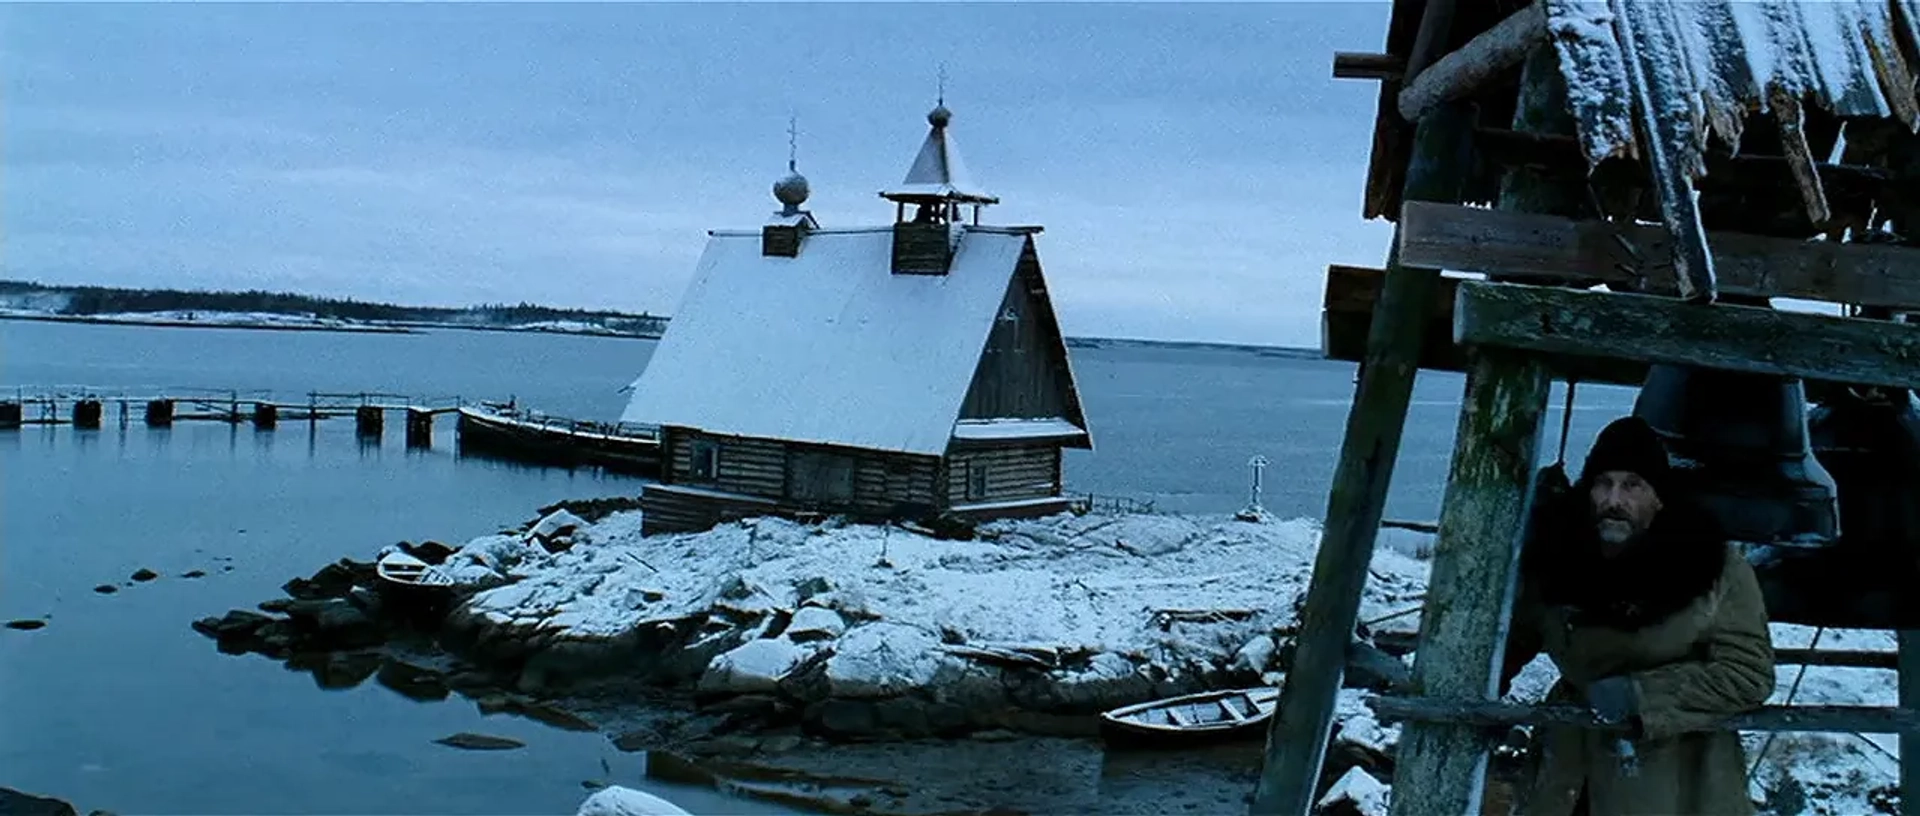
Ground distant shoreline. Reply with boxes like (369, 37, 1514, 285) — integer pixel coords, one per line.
(0, 312, 667, 340)
(1, 311, 1323, 356)
(0, 312, 417, 334)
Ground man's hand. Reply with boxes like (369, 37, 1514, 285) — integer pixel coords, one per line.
(1586, 675, 1640, 727)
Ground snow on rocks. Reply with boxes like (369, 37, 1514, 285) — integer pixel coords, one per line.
(528, 508, 590, 552)
(575, 786, 692, 816)
(700, 638, 819, 695)
(1316, 766, 1390, 816)
(437, 509, 1430, 738)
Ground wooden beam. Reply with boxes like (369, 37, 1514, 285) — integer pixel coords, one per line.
(1370, 629, 1899, 669)
(1252, 0, 1471, 806)
(1321, 264, 1648, 386)
(1453, 281, 1920, 391)
(1323, 264, 1457, 317)
(1369, 696, 1920, 734)
(1390, 349, 1550, 816)
(1398, 201, 1920, 311)
(1396, 2, 1547, 123)
(1334, 52, 1404, 80)
(1472, 127, 1896, 196)
(1609, 0, 1717, 302)
(1768, 87, 1834, 227)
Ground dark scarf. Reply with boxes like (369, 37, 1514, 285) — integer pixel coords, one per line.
(1522, 486, 1730, 632)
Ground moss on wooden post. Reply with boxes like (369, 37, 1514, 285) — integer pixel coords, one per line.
(1253, 98, 1478, 816)
(1389, 348, 1551, 816)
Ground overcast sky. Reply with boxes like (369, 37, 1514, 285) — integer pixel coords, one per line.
(3, 3, 1395, 348)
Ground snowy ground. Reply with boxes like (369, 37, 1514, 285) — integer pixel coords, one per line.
(430, 509, 1899, 814)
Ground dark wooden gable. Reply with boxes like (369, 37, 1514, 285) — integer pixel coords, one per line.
(957, 238, 1088, 431)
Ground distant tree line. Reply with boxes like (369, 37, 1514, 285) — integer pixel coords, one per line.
(0, 280, 669, 334)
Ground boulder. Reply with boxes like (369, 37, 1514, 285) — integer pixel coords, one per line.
(576, 785, 693, 816)
(192, 609, 274, 642)
(0, 787, 77, 816)
(376, 659, 450, 702)
(433, 732, 525, 751)
(784, 607, 846, 643)
(1231, 634, 1277, 674)
(281, 598, 385, 650)
(1315, 767, 1389, 816)
(823, 623, 948, 699)
(700, 638, 815, 695)
(283, 563, 358, 600)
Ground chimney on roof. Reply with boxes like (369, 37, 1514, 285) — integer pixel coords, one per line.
(763, 117, 818, 258)
(879, 96, 998, 275)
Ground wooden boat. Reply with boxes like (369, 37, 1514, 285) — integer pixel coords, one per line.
(1098, 687, 1280, 747)
(375, 550, 456, 591)
(454, 402, 662, 476)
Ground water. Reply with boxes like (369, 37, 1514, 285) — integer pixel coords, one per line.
(0, 319, 1641, 813)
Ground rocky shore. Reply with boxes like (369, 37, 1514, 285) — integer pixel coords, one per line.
(0, 787, 110, 816)
(185, 502, 1905, 816)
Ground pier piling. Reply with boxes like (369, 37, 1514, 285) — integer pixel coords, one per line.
(253, 402, 278, 430)
(145, 399, 175, 427)
(405, 409, 432, 448)
(73, 399, 104, 429)
(355, 405, 383, 438)
(0, 402, 20, 429)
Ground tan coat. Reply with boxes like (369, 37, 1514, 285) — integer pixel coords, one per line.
(1503, 543, 1776, 816)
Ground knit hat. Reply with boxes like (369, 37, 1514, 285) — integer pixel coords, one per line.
(1580, 416, 1674, 499)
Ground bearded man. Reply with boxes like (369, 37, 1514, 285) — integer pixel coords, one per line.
(1499, 416, 1777, 815)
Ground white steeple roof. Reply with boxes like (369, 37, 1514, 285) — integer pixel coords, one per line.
(880, 103, 999, 206)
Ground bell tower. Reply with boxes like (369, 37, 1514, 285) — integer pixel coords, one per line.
(879, 86, 999, 275)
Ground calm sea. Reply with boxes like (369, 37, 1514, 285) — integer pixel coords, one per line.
(0, 319, 1638, 814)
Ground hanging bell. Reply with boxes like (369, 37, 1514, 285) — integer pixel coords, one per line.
(1771, 383, 1920, 628)
(1630, 364, 1840, 546)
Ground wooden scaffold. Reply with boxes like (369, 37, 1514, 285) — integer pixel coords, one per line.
(1253, 0, 1920, 814)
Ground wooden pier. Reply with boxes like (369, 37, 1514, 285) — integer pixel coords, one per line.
(0, 388, 462, 442)
(0, 388, 662, 474)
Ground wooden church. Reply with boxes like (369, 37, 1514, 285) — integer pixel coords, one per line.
(621, 102, 1093, 536)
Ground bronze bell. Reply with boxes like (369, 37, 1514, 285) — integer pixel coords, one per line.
(1809, 385, 1920, 558)
(1630, 364, 1840, 546)
(1769, 383, 1920, 628)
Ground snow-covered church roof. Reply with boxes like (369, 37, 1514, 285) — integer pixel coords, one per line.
(621, 226, 1058, 456)
(1545, 0, 1920, 171)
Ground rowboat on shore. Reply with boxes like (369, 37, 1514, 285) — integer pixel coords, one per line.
(1098, 687, 1280, 747)
(374, 550, 456, 592)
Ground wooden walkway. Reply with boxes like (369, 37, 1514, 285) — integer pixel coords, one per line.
(4, 387, 470, 445)
(1, 386, 666, 473)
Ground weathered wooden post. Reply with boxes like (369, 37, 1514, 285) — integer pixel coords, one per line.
(356, 405, 383, 438)
(145, 399, 174, 427)
(72, 399, 103, 430)
(1903, 631, 1920, 816)
(1389, 349, 1550, 816)
(1253, 0, 1474, 809)
(405, 409, 432, 448)
(253, 402, 278, 430)
(1386, 34, 1586, 814)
